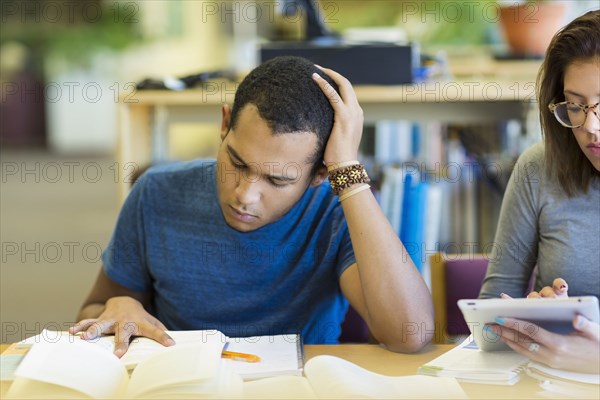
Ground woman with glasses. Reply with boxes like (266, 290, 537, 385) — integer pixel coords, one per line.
(479, 10, 599, 373)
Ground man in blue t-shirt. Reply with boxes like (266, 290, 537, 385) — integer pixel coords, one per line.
(71, 57, 434, 356)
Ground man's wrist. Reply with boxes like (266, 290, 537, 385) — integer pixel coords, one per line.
(328, 163, 370, 196)
(327, 160, 359, 172)
(338, 183, 371, 202)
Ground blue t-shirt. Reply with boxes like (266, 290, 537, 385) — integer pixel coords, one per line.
(102, 160, 356, 343)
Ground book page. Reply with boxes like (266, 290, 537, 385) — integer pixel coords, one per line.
(527, 362, 600, 385)
(138, 362, 243, 399)
(19, 329, 228, 371)
(7, 377, 91, 399)
(243, 375, 317, 399)
(126, 336, 226, 398)
(305, 355, 467, 399)
(7, 340, 128, 399)
(225, 334, 302, 380)
(117, 330, 227, 369)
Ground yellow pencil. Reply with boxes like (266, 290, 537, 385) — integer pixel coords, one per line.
(221, 350, 261, 363)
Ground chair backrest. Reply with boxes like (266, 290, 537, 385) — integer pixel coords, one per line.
(339, 305, 370, 343)
(431, 252, 537, 343)
(444, 256, 489, 336)
(431, 253, 489, 343)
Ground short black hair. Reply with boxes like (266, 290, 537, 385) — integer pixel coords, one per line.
(230, 56, 339, 175)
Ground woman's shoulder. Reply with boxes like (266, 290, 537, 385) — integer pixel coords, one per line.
(510, 142, 548, 188)
(516, 141, 545, 167)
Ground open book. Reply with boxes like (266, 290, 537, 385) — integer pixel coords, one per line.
(527, 362, 600, 399)
(244, 355, 468, 399)
(14, 329, 302, 381)
(6, 333, 241, 399)
(417, 337, 528, 385)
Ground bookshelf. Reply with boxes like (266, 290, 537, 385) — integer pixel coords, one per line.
(116, 57, 540, 203)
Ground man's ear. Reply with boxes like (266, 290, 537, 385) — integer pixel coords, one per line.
(220, 104, 232, 141)
(309, 163, 328, 187)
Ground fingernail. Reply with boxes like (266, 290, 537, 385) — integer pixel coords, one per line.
(495, 317, 506, 325)
(165, 338, 175, 346)
(483, 326, 499, 338)
(575, 315, 587, 329)
(312, 73, 320, 79)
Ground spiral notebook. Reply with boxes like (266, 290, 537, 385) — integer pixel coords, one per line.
(417, 337, 528, 385)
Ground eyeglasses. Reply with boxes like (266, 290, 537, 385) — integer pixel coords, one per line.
(548, 101, 600, 128)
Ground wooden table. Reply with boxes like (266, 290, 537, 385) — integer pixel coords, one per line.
(1, 343, 544, 399)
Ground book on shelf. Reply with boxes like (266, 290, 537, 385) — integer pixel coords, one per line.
(399, 172, 428, 272)
(244, 354, 467, 399)
(5, 329, 303, 399)
(417, 337, 528, 385)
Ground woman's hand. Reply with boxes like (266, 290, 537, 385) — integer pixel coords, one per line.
(489, 315, 600, 374)
(527, 278, 569, 298)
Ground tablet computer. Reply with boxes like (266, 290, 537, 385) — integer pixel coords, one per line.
(457, 296, 600, 351)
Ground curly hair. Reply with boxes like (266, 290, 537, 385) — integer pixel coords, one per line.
(537, 10, 600, 196)
(230, 56, 339, 176)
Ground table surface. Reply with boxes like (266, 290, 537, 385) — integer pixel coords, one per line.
(1, 342, 547, 399)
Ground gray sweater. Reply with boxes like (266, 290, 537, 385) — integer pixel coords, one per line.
(479, 142, 600, 299)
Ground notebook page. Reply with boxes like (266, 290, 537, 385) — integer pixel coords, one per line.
(225, 334, 302, 380)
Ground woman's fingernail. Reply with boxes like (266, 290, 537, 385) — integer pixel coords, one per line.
(483, 325, 499, 338)
(495, 317, 506, 325)
(312, 73, 320, 79)
(575, 315, 587, 329)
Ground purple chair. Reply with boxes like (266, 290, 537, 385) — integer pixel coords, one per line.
(339, 305, 370, 343)
(444, 256, 489, 336)
(431, 253, 536, 342)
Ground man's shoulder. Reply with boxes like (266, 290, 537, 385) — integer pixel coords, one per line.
(142, 159, 215, 186)
(299, 180, 345, 223)
(145, 159, 215, 176)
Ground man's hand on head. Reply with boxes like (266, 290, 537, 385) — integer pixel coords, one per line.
(312, 66, 363, 166)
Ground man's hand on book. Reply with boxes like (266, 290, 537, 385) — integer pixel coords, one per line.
(68, 296, 175, 357)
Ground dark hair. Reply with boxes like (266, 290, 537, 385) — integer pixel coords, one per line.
(537, 10, 600, 196)
(230, 56, 339, 176)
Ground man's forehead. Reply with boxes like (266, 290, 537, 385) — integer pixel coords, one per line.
(229, 109, 317, 168)
(226, 136, 314, 170)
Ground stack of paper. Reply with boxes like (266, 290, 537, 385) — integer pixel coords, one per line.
(417, 337, 528, 385)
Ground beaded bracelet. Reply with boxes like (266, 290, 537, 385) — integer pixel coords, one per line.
(328, 163, 370, 196)
(339, 184, 371, 202)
